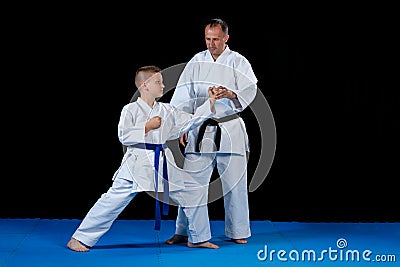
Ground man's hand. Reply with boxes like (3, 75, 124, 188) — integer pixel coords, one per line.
(145, 116, 162, 133)
(213, 86, 237, 99)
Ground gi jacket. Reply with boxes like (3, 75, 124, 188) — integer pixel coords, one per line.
(113, 97, 214, 192)
(170, 45, 258, 155)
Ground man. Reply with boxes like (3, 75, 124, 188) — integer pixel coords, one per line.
(166, 18, 258, 244)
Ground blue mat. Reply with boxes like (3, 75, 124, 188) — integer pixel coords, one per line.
(0, 219, 398, 267)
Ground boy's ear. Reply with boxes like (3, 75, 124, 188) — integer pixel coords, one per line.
(138, 82, 147, 91)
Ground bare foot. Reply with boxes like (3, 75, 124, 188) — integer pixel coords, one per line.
(165, 234, 188, 245)
(187, 241, 219, 249)
(232, 238, 247, 244)
(67, 237, 90, 252)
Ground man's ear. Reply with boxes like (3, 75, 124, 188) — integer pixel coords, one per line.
(224, 34, 230, 43)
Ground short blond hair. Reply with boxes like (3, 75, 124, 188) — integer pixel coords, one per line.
(134, 65, 161, 89)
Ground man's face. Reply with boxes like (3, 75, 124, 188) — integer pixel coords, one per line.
(205, 24, 229, 60)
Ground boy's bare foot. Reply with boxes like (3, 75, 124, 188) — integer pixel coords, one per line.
(165, 234, 188, 245)
(67, 237, 90, 252)
(187, 241, 219, 249)
(232, 238, 247, 244)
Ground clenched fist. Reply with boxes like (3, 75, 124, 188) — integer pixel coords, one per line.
(145, 116, 162, 133)
(208, 86, 217, 103)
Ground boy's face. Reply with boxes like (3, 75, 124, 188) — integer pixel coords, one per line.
(144, 72, 164, 98)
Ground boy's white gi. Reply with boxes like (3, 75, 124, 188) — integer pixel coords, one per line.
(71, 97, 215, 246)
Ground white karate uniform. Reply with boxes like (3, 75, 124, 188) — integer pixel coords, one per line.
(71, 97, 215, 246)
(170, 45, 258, 240)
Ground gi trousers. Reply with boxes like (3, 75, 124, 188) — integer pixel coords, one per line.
(174, 153, 251, 240)
(71, 177, 212, 246)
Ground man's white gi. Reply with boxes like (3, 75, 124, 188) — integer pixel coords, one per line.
(170, 45, 258, 240)
(71, 97, 215, 246)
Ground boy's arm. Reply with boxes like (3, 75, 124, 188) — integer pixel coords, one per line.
(208, 86, 216, 113)
(118, 106, 145, 146)
(118, 105, 161, 146)
(145, 116, 162, 133)
(168, 89, 216, 140)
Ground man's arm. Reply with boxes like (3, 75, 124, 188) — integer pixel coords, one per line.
(170, 63, 197, 113)
(229, 57, 258, 111)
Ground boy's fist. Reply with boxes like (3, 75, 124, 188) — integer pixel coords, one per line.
(145, 116, 162, 133)
(208, 86, 217, 102)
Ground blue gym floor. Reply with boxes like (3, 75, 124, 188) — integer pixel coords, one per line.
(1, 219, 398, 267)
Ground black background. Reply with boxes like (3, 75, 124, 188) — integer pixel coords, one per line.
(2, 5, 398, 222)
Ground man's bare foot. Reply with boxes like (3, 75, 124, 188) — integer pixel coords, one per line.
(67, 237, 90, 252)
(165, 234, 188, 245)
(187, 241, 219, 249)
(232, 238, 247, 244)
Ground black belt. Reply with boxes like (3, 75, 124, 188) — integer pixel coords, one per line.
(195, 113, 240, 152)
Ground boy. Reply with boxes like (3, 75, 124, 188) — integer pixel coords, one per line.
(67, 65, 219, 251)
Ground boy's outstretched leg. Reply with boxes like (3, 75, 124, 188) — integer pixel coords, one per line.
(67, 237, 90, 252)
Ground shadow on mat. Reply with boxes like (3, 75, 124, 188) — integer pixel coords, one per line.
(91, 243, 163, 249)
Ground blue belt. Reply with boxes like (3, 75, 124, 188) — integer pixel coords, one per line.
(132, 143, 169, 230)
